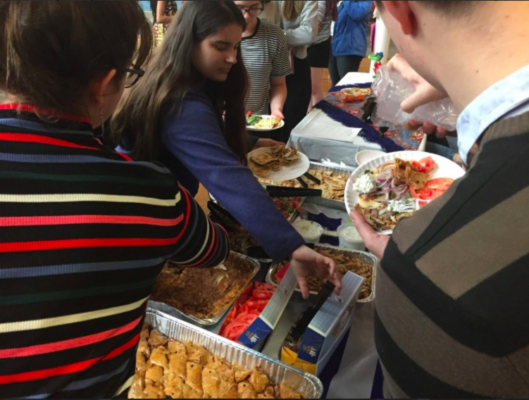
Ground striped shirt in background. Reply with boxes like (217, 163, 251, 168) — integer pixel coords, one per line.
(241, 18, 292, 115)
(0, 105, 229, 398)
(377, 112, 529, 397)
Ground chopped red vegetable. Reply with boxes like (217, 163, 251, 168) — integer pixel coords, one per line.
(219, 282, 277, 343)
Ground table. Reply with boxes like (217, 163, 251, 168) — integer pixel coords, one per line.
(289, 72, 425, 166)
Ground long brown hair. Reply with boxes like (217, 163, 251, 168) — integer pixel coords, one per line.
(112, 1, 249, 162)
(281, 1, 304, 21)
(0, 1, 151, 117)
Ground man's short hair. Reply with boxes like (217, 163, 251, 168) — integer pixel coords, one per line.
(375, 1, 477, 16)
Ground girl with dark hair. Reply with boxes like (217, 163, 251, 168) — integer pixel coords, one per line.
(113, 1, 341, 298)
(0, 1, 229, 398)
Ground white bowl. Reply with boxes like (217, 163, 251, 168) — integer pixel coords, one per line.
(292, 220, 323, 244)
(337, 223, 364, 251)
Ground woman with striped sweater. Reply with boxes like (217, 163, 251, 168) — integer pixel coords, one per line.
(0, 2, 228, 398)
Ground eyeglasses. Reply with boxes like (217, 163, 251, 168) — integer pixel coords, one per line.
(123, 67, 145, 88)
(237, 6, 263, 17)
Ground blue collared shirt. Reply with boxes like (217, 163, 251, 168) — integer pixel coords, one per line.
(457, 64, 529, 164)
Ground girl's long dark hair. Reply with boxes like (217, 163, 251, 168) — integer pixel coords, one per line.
(112, 1, 249, 161)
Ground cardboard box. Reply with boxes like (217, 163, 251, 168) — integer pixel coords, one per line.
(280, 271, 364, 376)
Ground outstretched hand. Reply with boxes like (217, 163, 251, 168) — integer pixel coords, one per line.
(290, 245, 342, 300)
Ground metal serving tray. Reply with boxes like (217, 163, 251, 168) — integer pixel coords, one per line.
(144, 308, 324, 398)
(148, 252, 261, 327)
(303, 162, 354, 212)
(265, 245, 378, 303)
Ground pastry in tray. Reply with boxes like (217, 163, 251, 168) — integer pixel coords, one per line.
(273, 247, 373, 300)
(130, 325, 305, 399)
(150, 253, 255, 319)
(259, 169, 349, 202)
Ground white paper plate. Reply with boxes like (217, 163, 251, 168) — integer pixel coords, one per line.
(355, 150, 385, 166)
(247, 115, 285, 132)
(248, 148, 310, 182)
(345, 151, 466, 233)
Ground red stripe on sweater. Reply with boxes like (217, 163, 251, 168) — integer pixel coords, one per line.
(0, 214, 183, 227)
(0, 104, 91, 124)
(0, 317, 142, 359)
(0, 334, 139, 385)
(0, 133, 98, 151)
(0, 237, 178, 253)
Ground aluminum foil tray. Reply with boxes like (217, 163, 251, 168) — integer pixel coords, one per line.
(303, 162, 354, 212)
(266, 245, 378, 303)
(149, 252, 260, 327)
(144, 308, 324, 398)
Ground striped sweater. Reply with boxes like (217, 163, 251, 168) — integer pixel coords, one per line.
(376, 112, 529, 398)
(0, 105, 229, 398)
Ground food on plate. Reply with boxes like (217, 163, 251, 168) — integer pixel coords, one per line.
(131, 325, 305, 399)
(248, 145, 300, 178)
(260, 169, 349, 202)
(273, 246, 373, 299)
(150, 253, 255, 319)
(219, 282, 276, 342)
(246, 112, 282, 130)
(246, 112, 262, 126)
(353, 157, 454, 231)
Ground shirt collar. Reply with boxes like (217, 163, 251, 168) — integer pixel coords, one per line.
(456, 64, 529, 164)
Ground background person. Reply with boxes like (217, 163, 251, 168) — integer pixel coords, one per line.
(277, 0, 319, 142)
(329, 0, 372, 86)
(150, 0, 178, 47)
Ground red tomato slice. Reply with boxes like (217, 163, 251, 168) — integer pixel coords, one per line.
(275, 264, 289, 282)
(425, 178, 454, 191)
(254, 282, 276, 292)
(412, 157, 437, 174)
(252, 289, 274, 300)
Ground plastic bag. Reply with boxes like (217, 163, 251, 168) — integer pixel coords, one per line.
(371, 66, 459, 131)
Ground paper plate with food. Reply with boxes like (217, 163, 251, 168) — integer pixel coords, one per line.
(247, 144, 310, 181)
(345, 151, 465, 234)
(246, 112, 285, 131)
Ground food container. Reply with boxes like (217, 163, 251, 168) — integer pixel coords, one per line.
(148, 252, 261, 327)
(298, 162, 353, 212)
(266, 245, 378, 303)
(144, 307, 324, 398)
(337, 223, 364, 251)
(292, 220, 323, 244)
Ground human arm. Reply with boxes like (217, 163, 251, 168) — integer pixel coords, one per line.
(341, 0, 373, 21)
(162, 93, 341, 295)
(284, 1, 319, 47)
(270, 77, 287, 119)
(156, 1, 173, 25)
(167, 182, 230, 268)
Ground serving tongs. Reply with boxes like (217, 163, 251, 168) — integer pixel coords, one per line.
(285, 281, 336, 351)
(266, 186, 322, 198)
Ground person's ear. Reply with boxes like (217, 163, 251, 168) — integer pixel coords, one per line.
(90, 69, 118, 107)
(380, 1, 416, 36)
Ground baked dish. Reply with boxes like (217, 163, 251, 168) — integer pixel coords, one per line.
(260, 169, 349, 202)
(273, 246, 373, 300)
(150, 253, 256, 319)
(130, 325, 305, 399)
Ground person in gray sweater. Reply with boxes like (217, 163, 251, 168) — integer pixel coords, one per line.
(276, 1, 318, 142)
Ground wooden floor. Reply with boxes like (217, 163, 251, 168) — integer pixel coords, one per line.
(195, 58, 372, 212)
